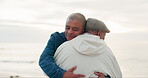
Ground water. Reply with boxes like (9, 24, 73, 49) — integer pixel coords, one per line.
(106, 33, 148, 78)
(0, 43, 48, 78)
(0, 34, 148, 78)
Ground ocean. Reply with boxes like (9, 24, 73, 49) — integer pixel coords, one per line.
(0, 40, 148, 78)
(0, 43, 48, 78)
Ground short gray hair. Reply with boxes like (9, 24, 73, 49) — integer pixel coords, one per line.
(66, 13, 86, 27)
(85, 18, 110, 33)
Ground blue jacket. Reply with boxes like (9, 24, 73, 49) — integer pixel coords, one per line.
(39, 32, 67, 78)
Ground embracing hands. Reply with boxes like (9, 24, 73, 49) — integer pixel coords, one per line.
(62, 66, 85, 78)
(94, 72, 106, 78)
(63, 66, 107, 78)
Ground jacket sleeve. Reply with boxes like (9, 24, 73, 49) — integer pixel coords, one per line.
(39, 32, 66, 78)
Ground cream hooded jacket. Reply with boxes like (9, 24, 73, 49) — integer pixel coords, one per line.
(54, 34, 122, 78)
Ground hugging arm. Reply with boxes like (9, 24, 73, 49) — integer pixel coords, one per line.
(39, 32, 66, 78)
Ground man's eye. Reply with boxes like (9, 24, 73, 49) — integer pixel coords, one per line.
(73, 29, 78, 31)
(66, 28, 70, 30)
(72, 28, 79, 31)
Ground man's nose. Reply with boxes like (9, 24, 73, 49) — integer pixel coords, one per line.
(68, 29, 74, 34)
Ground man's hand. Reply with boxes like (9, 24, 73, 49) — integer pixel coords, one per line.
(63, 66, 85, 78)
(94, 72, 106, 78)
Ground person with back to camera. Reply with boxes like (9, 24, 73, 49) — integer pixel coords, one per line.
(54, 18, 122, 78)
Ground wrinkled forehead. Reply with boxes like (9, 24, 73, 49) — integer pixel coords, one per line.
(66, 20, 83, 25)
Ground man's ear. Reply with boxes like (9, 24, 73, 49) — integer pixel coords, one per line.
(97, 31, 101, 36)
(98, 31, 107, 40)
(82, 29, 85, 33)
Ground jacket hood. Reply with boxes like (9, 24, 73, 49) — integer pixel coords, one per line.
(71, 34, 107, 56)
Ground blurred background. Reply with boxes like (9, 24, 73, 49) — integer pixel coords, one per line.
(0, 0, 148, 78)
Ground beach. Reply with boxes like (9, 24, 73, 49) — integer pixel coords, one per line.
(0, 43, 48, 78)
(0, 40, 148, 78)
(0, 62, 48, 78)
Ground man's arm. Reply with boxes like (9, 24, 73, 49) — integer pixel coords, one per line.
(39, 32, 66, 78)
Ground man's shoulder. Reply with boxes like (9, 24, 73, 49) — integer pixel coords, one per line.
(50, 31, 67, 42)
(51, 32, 65, 38)
(51, 31, 65, 36)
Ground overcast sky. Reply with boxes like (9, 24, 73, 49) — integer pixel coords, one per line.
(0, 0, 148, 32)
(0, 0, 148, 44)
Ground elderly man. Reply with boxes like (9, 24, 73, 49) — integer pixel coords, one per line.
(39, 13, 86, 78)
(54, 18, 122, 78)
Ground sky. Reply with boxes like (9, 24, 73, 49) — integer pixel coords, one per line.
(0, 0, 148, 77)
(0, 0, 148, 32)
(0, 0, 148, 43)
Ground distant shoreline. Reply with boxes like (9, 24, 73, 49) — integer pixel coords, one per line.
(0, 60, 35, 63)
(0, 71, 48, 78)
